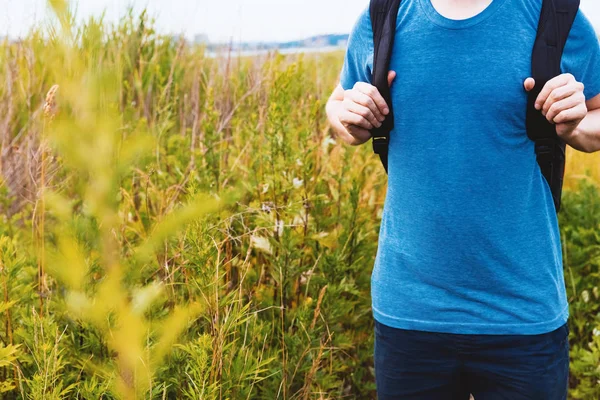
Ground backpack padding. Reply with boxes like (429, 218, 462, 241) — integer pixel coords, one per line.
(527, 0, 580, 212)
(370, 0, 402, 173)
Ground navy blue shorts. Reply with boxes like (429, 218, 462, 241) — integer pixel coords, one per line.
(374, 320, 570, 400)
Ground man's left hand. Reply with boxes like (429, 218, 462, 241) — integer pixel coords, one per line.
(524, 74, 588, 141)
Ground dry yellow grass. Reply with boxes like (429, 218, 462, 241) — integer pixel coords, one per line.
(564, 148, 600, 190)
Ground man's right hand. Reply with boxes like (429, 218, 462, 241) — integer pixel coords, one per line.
(326, 71, 396, 146)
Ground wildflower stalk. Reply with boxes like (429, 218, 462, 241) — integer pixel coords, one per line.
(37, 84, 58, 313)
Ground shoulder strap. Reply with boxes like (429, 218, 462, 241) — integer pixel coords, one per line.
(527, 0, 580, 212)
(370, 0, 402, 174)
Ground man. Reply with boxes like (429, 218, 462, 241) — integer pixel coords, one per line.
(326, 0, 600, 398)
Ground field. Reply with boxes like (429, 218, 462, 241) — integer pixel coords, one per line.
(0, 3, 600, 399)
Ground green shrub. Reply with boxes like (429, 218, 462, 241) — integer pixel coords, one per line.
(560, 179, 600, 399)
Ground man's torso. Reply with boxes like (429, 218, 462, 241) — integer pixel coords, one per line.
(366, 0, 569, 334)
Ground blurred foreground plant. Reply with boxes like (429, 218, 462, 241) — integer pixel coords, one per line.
(35, 1, 222, 397)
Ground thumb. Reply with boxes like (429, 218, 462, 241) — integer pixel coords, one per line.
(524, 77, 535, 92)
(388, 70, 397, 87)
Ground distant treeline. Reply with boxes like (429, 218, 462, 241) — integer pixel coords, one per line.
(204, 33, 349, 51)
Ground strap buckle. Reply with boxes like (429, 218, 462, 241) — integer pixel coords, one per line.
(372, 136, 389, 155)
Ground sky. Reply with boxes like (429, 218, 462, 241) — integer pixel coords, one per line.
(1, 0, 599, 43)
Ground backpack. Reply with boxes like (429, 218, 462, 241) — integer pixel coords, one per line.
(369, 0, 580, 212)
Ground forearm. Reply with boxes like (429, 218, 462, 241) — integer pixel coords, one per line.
(569, 108, 600, 153)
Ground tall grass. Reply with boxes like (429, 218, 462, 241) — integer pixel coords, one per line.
(0, 2, 384, 398)
(0, 1, 598, 399)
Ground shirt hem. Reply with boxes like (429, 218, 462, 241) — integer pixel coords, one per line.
(372, 303, 569, 335)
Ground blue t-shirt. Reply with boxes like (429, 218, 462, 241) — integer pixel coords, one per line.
(340, 0, 600, 335)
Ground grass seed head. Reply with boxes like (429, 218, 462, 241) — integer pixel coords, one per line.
(43, 84, 59, 119)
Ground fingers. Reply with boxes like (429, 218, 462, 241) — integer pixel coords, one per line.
(352, 82, 390, 116)
(554, 103, 587, 125)
(535, 73, 576, 110)
(345, 88, 385, 122)
(339, 109, 374, 131)
(523, 74, 587, 140)
(545, 94, 584, 122)
(346, 125, 372, 145)
(343, 99, 382, 128)
(542, 82, 585, 116)
(524, 77, 535, 92)
(335, 125, 370, 146)
(544, 87, 586, 122)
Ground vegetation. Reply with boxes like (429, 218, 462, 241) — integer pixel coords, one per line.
(0, 2, 598, 398)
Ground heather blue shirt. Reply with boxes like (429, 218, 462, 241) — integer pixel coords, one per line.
(340, 0, 600, 334)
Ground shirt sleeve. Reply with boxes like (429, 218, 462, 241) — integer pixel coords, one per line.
(561, 9, 600, 101)
(340, 6, 374, 90)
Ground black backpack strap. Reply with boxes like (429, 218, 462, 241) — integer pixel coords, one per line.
(527, 0, 580, 212)
(370, 0, 402, 174)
